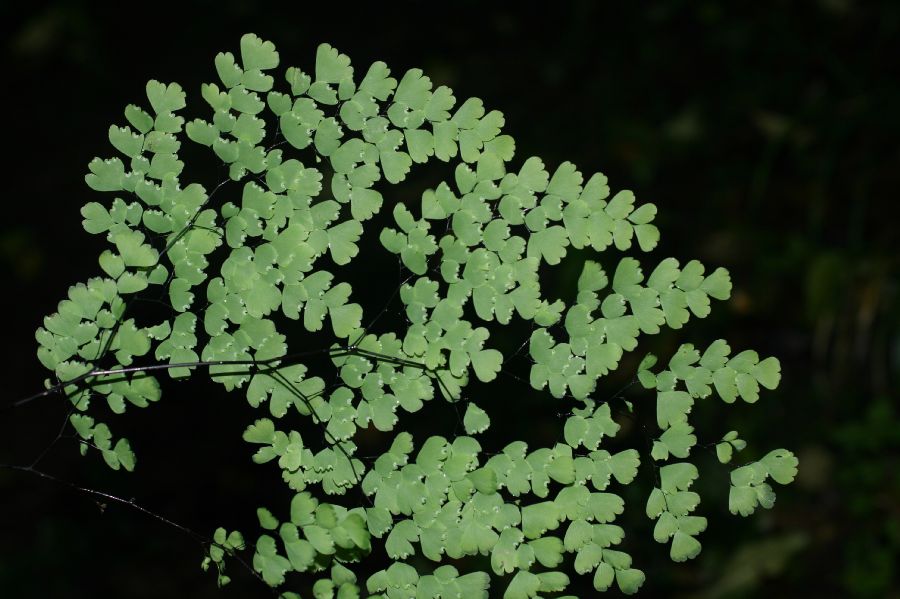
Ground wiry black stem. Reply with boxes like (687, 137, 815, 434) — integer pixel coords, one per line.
(0, 462, 276, 595)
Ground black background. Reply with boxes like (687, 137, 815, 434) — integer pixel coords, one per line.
(1, 1, 898, 597)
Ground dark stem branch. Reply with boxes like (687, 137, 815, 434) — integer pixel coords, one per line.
(0, 462, 274, 594)
(5, 345, 433, 412)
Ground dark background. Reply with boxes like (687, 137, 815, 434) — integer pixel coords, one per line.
(1, 1, 898, 597)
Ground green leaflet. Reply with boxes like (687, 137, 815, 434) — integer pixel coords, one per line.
(253, 535, 291, 586)
(728, 449, 799, 516)
(34, 32, 797, 597)
(463, 403, 491, 435)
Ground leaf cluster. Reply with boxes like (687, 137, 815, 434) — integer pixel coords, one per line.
(34, 33, 798, 597)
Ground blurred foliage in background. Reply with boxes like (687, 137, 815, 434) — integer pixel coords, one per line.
(0, 1, 897, 597)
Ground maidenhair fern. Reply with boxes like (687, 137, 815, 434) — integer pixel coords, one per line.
(34, 34, 798, 596)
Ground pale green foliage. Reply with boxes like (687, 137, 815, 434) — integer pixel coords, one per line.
(35, 33, 798, 596)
